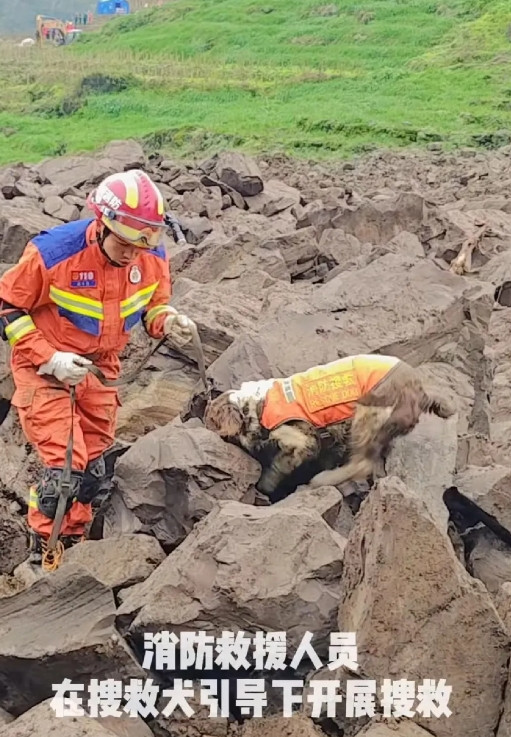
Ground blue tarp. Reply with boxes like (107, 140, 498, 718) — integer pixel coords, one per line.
(95, 0, 130, 15)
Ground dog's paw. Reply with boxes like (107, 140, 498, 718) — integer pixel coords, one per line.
(308, 471, 334, 488)
(256, 474, 277, 495)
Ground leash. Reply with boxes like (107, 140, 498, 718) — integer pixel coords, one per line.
(85, 322, 209, 393)
(41, 385, 76, 572)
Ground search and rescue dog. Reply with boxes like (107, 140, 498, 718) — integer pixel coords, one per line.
(203, 354, 456, 496)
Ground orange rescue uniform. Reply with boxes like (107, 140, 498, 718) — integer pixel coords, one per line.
(260, 354, 400, 430)
(0, 218, 176, 537)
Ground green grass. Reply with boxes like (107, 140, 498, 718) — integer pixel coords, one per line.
(0, 0, 510, 165)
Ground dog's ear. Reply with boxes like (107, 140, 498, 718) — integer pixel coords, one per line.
(204, 395, 243, 438)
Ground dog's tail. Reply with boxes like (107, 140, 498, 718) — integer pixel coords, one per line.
(420, 390, 456, 419)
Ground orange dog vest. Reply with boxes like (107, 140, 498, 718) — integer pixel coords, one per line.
(260, 354, 400, 430)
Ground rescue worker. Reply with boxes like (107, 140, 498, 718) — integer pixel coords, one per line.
(0, 169, 196, 567)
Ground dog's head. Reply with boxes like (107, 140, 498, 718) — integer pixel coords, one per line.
(203, 391, 244, 439)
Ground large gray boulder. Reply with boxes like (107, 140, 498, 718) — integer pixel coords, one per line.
(338, 476, 510, 737)
(0, 564, 144, 716)
(117, 499, 347, 661)
(104, 425, 261, 550)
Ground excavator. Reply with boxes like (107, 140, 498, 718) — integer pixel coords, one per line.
(35, 15, 82, 45)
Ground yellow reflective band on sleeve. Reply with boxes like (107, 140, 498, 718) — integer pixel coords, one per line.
(5, 315, 37, 346)
(49, 285, 104, 320)
(120, 283, 159, 319)
(28, 486, 39, 509)
(145, 304, 174, 326)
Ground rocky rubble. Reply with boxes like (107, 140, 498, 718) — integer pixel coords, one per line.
(0, 698, 153, 736)
(116, 490, 347, 657)
(0, 141, 511, 736)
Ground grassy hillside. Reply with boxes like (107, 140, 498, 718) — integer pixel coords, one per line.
(0, 0, 510, 165)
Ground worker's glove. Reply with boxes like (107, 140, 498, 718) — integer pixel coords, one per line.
(37, 351, 92, 386)
(163, 308, 196, 347)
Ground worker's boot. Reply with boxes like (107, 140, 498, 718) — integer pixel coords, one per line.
(91, 488, 112, 514)
(61, 534, 85, 550)
(27, 531, 47, 566)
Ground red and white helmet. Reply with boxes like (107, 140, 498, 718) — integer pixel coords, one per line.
(87, 169, 166, 249)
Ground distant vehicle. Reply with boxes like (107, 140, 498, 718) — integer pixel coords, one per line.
(35, 15, 82, 46)
(67, 28, 84, 42)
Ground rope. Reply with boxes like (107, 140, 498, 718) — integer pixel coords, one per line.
(41, 540, 65, 572)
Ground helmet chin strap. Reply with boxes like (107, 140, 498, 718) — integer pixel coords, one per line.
(97, 222, 127, 268)
(99, 239, 124, 267)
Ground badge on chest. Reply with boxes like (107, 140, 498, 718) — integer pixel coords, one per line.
(71, 270, 97, 288)
(129, 265, 141, 284)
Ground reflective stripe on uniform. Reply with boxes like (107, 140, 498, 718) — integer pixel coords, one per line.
(28, 485, 38, 510)
(50, 285, 104, 337)
(120, 283, 159, 319)
(282, 378, 295, 403)
(145, 303, 174, 327)
(49, 285, 104, 320)
(5, 315, 37, 346)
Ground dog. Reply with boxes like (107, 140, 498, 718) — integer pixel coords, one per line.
(203, 354, 456, 497)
